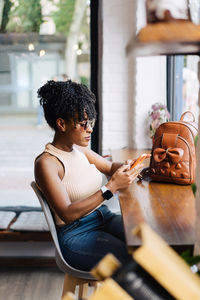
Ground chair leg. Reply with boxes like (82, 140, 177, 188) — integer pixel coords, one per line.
(61, 274, 77, 299)
(78, 283, 88, 299)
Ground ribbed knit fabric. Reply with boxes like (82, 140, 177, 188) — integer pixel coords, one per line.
(44, 143, 103, 225)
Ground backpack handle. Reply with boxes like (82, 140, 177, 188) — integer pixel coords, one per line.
(180, 111, 195, 122)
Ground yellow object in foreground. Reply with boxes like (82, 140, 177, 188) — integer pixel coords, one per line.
(133, 223, 200, 300)
(88, 278, 134, 300)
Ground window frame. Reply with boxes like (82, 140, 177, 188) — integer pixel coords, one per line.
(90, 0, 102, 154)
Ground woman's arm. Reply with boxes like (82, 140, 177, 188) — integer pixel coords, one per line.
(76, 146, 125, 176)
(35, 153, 141, 224)
(35, 154, 104, 224)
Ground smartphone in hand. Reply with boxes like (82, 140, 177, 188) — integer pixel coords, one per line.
(130, 153, 151, 170)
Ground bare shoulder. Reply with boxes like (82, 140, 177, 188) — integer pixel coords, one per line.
(35, 152, 57, 169)
(34, 152, 61, 180)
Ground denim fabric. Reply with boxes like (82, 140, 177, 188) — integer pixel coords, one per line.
(57, 204, 131, 271)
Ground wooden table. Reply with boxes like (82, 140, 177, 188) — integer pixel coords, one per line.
(111, 149, 196, 252)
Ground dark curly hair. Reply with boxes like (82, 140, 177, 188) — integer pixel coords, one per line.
(37, 80, 97, 130)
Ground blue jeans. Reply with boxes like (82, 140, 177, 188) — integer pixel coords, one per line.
(57, 205, 131, 271)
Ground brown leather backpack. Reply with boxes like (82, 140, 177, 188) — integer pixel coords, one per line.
(149, 111, 198, 185)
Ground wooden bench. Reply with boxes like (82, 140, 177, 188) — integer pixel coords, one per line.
(0, 213, 54, 267)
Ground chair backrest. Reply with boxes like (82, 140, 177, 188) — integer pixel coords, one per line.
(31, 181, 94, 280)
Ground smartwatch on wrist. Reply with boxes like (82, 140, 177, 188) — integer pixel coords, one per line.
(100, 185, 113, 200)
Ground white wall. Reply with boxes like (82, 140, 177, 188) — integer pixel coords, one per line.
(102, 0, 136, 153)
(135, 56, 166, 149)
(134, 0, 166, 149)
(102, 0, 167, 152)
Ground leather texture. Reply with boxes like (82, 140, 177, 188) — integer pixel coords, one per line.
(150, 111, 198, 185)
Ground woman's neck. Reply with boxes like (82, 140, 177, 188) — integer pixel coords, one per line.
(52, 134, 73, 152)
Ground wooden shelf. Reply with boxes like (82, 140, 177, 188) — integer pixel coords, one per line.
(126, 39, 200, 57)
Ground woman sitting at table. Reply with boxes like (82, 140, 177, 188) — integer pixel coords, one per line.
(35, 80, 142, 271)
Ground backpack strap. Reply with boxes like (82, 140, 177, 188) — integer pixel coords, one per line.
(180, 111, 195, 122)
(161, 133, 178, 149)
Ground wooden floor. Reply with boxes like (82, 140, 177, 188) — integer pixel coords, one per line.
(0, 267, 65, 300)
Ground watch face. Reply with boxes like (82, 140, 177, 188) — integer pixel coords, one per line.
(103, 190, 113, 200)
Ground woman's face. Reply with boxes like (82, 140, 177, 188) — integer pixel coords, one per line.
(64, 117, 96, 147)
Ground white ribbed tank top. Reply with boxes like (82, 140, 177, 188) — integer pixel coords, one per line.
(44, 143, 103, 225)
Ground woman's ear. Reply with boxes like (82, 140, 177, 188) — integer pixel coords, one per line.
(56, 118, 67, 132)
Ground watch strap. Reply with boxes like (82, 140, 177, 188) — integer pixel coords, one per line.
(100, 185, 113, 200)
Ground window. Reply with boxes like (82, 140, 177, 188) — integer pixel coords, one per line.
(167, 55, 199, 122)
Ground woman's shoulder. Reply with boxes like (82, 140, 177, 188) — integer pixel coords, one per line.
(35, 152, 60, 171)
(74, 145, 93, 159)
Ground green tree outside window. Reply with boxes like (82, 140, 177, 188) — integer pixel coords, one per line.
(6, 0, 43, 33)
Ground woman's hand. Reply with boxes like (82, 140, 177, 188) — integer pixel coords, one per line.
(125, 159, 136, 169)
(125, 154, 151, 170)
(106, 163, 144, 193)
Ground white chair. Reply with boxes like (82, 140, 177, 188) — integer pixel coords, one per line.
(31, 181, 97, 300)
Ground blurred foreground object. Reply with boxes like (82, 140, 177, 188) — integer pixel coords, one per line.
(65, 223, 200, 299)
(89, 223, 200, 300)
(132, 223, 200, 299)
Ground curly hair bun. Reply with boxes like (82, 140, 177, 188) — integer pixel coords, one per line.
(37, 80, 97, 131)
(37, 80, 63, 106)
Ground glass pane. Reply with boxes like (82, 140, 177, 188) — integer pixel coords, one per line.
(77, 4, 91, 87)
(0, 53, 11, 85)
(32, 57, 57, 108)
(0, 93, 12, 106)
(182, 56, 199, 121)
(170, 55, 200, 122)
(0, 73, 11, 85)
(16, 91, 30, 108)
(0, 0, 92, 209)
(16, 59, 30, 87)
